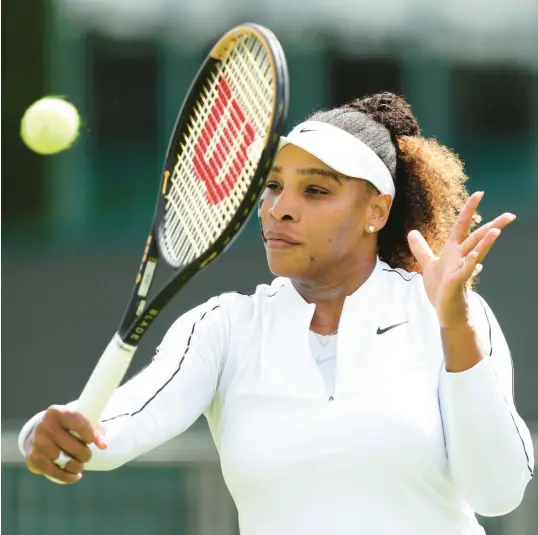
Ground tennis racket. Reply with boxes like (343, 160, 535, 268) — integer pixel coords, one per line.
(75, 23, 288, 428)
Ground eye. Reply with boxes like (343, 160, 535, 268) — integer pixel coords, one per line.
(306, 187, 328, 196)
(265, 182, 281, 191)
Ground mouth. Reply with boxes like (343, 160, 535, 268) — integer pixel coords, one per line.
(263, 230, 301, 249)
(266, 238, 300, 249)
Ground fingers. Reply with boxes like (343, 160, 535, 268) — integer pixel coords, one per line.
(450, 191, 484, 243)
(53, 427, 93, 463)
(407, 230, 435, 268)
(473, 228, 502, 264)
(63, 457, 85, 475)
(33, 427, 63, 460)
(461, 213, 516, 256)
(40, 459, 83, 484)
(26, 447, 83, 483)
(48, 406, 95, 444)
(459, 229, 502, 280)
(26, 455, 44, 475)
(28, 423, 88, 481)
(37, 416, 93, 464)
(26, 405, 107, 485)
(458, 251, 481, 281)
(94, 427, 108, 450)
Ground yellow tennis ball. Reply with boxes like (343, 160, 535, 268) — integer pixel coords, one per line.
(21, 97, 80, 155)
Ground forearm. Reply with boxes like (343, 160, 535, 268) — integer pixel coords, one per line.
(439, 359, 534, 516)
(19, 359, 216, 472)
(19, 298, 227, 473)
(440, 321, 485, 373)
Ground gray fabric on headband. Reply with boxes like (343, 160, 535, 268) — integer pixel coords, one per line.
(308, 108, 397, 180)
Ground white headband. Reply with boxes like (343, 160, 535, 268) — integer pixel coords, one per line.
(248, 121, 395, 197)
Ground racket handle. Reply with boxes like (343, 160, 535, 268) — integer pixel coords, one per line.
(76, 334, 137, 428)
(44, 336, 135, 485)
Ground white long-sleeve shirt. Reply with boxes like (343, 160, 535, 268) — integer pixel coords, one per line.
(19, 258, 534, 535)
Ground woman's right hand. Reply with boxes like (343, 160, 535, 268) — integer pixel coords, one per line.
(25, 405, 108, 484)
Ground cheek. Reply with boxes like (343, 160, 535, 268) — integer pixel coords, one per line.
(322, 213, 364, 249)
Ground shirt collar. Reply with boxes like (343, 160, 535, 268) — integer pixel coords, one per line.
(274, 256, 386, 313)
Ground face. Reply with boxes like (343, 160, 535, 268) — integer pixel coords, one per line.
(258, 144, 391, 283)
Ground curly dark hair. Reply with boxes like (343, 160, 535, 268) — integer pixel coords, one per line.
(308, 92, 480, 276)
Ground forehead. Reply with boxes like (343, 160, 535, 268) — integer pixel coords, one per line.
(273, 144, 336, 173)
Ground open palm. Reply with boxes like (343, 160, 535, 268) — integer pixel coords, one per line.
(407, 192, 516, 329)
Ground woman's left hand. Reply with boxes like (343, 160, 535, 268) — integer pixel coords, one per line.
(407, 191, 516, 329)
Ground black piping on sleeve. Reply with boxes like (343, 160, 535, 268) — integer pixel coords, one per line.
(475, 294, 533, 477)
(102, 305, 222, 423)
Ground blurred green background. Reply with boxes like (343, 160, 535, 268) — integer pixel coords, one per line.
(2, 0, 538, 534)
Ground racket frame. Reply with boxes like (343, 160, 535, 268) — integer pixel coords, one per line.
(116, 23, 289, 345)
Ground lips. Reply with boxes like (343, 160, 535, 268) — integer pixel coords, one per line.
(264, 230, 301, 245)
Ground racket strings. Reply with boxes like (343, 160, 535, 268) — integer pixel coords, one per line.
(165, 80, 254, 258)
(199, 79, 256, 209)
(163, 86, 239, 260)
(160, 32, 275, 267)
(223, 41, 273, 127)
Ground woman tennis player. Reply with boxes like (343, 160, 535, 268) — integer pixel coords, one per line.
(20, 92, 534, 535)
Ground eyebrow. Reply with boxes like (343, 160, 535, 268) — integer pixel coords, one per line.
(270, 166, 341, 183)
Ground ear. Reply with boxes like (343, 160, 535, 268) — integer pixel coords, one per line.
(366, 193, 392, 233)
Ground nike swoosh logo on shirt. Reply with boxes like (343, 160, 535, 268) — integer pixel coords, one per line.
(376, 321, 408, 335)
(299, 128, 318, 133)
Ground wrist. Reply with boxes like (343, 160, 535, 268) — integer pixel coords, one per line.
(18, 411, 46, 460)
(436, 290, 470, 330)
(439, 318, 474, 332)
(24, 427, 37, 456)
(440, 321, 485, 373)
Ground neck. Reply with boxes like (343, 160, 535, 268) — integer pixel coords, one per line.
(292, 256, 377, 335)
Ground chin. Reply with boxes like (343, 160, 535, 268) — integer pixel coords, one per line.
(266, 250, 306, 279)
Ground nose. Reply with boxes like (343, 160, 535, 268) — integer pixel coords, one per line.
(269, 190, 299, 222)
